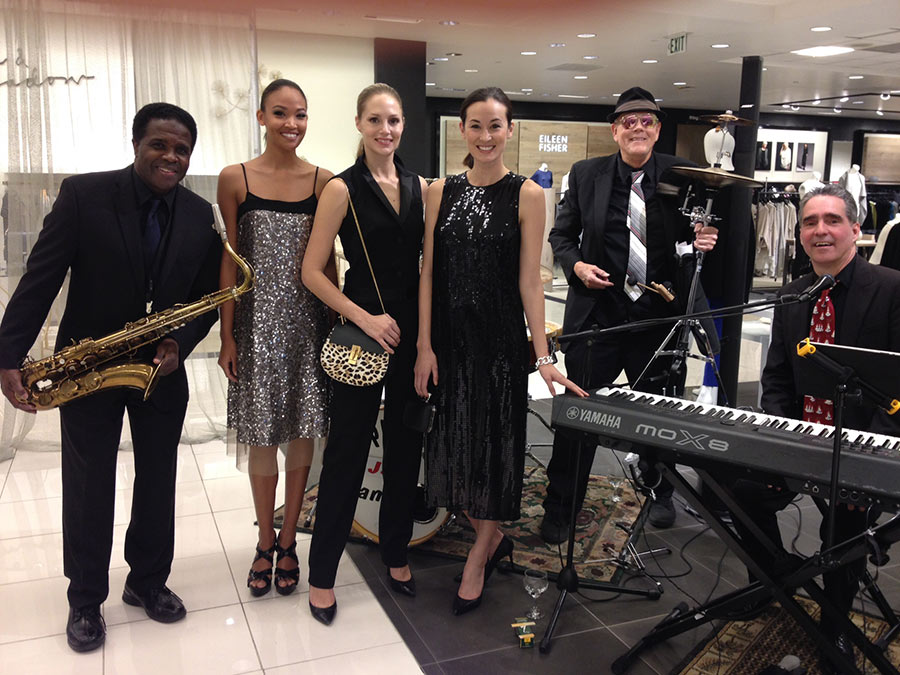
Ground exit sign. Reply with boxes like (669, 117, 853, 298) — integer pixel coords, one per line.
(668, 33, 687, 55)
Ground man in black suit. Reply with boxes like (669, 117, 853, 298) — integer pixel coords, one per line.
(0, 103, 221, 652)
(733, 184, 900, 673)
(541, 87, 719, 543)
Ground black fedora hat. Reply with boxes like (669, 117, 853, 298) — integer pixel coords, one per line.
(607, 86, 666, 123)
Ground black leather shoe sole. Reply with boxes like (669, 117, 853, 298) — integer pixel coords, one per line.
(539, 515, 568, 545)
(309, 600, 337, 626)
(122, 585, 186, 623)
(67, 631, 105, 653)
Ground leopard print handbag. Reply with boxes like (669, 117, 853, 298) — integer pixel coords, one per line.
(320, 187, 390, 387)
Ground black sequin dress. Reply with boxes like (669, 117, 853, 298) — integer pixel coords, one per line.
(425, 172, 529, 521)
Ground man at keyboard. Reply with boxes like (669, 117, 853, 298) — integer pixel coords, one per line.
(733, 183, 900, 673)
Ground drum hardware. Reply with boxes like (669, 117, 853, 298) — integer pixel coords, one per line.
(525, 403, 553, 476)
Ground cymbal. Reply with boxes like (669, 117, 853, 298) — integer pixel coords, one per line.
(669, 165, 763, 188)
(699, 112, 755, 127)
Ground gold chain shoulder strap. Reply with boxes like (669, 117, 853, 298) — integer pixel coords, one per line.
(338, 179, 386, 315)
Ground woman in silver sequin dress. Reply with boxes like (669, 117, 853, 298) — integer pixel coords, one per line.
(415, 87, 585, 616)
(217, 79, 335, 597)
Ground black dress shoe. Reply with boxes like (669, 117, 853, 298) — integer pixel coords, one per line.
(66, 605, 106, 653)
(387, 569, 416, 597)
(484, 535, 514, 583)
(122, 584, 186, 623)
(648, 495, 676, 529)
(452, 592, 483, 616)
(539, 511, 568, 545)
(309, 600, 337, 626)
(818, 632, 855, 674)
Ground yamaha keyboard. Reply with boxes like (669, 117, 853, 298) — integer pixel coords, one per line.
(552, 387, 900, 510)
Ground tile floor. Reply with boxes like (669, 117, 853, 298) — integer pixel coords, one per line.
(4, 292, 896, 674)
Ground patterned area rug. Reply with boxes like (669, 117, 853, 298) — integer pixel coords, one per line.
(281, 466, 642, 582)
(672, 596, 900, 674)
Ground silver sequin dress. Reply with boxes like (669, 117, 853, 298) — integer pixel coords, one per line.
(226, 178, 330, 455)
(424, 172, 529, 521)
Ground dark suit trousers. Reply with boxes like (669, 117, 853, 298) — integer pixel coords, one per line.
(60, 371, 187, 609)
(544, 323, 679, 517)
(308, 303, 422, 589)
(730, 478, 869, 629)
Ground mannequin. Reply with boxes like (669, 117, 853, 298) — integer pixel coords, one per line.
(838, 164, 868, 224)
(778, 142, 792, 171)
(530, 162, 553, 188)
(798, 171, 824, 199)
(704, 127, 735, 171)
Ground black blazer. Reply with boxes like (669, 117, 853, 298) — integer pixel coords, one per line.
(761, 257, 900, 435)
(549, 151, 710, 339)
(0, 166, 222, 372)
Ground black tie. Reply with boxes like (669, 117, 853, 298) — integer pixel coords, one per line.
(144, 198, 162, 273)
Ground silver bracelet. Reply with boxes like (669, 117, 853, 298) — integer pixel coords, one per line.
(534, 354, 555, 368)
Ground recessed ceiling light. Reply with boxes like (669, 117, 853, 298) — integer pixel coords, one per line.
(550, 43, 566, 48)
(573, 75, 588, 80)
(782, 104, 790, 109)
(762, 67, 768, 71)
(876, 110, 885, 116)
(740, 103, 754, 108)
(521, 51, 537, 56)
(791, 105, 800, 111)
(433, 57, 449, 62)
(559, 94, 589, 99)
(711, 43, 730, 49)
(791, 46, 854, 57)
(833, 107, 842, 113)
(840, 96, 849, 102)
(425, 82, 435, 86)
(464, 69, 478, 73)
(655, 98, 663, 102)
(642, 59, 658, 64)
(446, 52, 462, 57)
(892, 90, 900, 94)
(577, 33, 596, 39)
(881, 93, 891, 100)
(673, 81, 687, 86)
(439, 20, 458, 26)
(812, 99, 821, 105)
(612, 93, 621, 97)
(583, 55, 599, 60)
(810, 26, 832, 32)
(521, 88, 533, 92)
(848, 74, 864, 80)
(363, 15, 422, 24)
(852, 100, 864, 104)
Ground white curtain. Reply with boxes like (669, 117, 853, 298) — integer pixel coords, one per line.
(0, 0, 254, 457)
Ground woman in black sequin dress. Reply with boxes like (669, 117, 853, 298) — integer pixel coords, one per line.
(415, 87, 585, 615)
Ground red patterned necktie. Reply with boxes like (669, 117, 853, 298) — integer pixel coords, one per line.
(803, 288, 835, 425)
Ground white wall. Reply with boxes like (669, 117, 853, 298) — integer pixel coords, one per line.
(256, 31, 373, 174)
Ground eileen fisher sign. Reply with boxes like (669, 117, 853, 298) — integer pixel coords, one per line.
(538, 134, 568, 152)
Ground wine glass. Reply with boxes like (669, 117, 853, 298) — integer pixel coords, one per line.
(523, 569, 549, 620)
(609, 474, 624, 503)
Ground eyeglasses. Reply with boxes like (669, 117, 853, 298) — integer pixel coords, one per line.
(616, 113, 659, 130)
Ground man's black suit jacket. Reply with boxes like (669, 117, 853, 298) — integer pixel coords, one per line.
(0, 165, 222, 383)
(762, 256, 900, 435)
(549, 151, 707, 339)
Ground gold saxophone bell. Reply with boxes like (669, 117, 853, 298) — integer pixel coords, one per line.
(20, 205, 254, 410)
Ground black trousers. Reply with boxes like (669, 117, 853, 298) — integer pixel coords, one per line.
(308, 303, 422, 589)
(730, 478, 870, 632)
(544, 323, 679, 517)
(60, 370, 187, 609)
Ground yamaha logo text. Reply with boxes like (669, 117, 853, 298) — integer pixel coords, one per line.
(566, 406, 621, 430)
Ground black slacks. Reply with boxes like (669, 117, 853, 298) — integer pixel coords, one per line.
(730, 478, 870, 629)
(60, 370, 188, 609)
(308, 302, 422, 589)
(544, 323, 678, 517)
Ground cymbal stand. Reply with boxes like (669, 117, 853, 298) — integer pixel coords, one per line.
(633, 185, 729, 405)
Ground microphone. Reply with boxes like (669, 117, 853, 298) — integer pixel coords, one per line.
(796, 274, 836, 302)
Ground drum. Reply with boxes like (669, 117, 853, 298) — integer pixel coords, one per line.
(352, 412, 449, 545)
(526, 320, 562, 371)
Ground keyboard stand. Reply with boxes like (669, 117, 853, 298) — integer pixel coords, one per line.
(611, 461, 900, 675)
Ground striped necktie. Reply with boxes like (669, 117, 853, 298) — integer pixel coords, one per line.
(625, 170, 646, 301)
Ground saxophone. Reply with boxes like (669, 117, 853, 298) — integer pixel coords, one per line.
(19, 205, 254, 410)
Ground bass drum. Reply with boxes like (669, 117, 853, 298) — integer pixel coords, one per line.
(352, 410, 449, 546)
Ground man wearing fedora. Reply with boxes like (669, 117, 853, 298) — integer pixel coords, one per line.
(541, 87, 719, 542)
